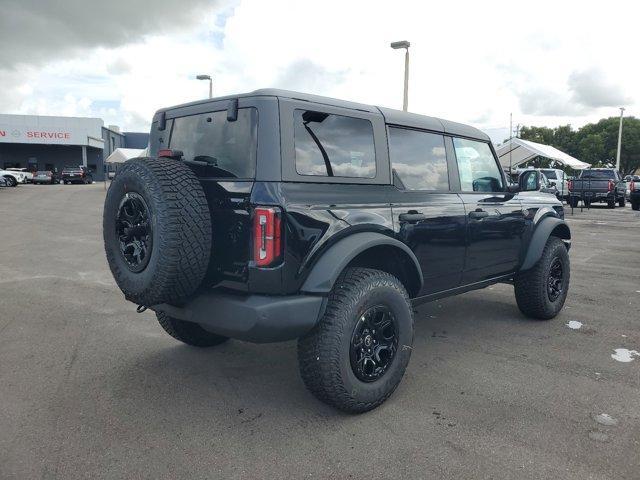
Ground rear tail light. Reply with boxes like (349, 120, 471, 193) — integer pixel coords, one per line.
(253, 207, 282, 267)
(568, 180, 573, 191)
(158, 149, 184, 159)
(608, 180, 615, 191)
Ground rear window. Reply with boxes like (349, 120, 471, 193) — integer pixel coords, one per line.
(580, 170, 615, 179)
(541, 169, 557, 179)
(294, 110, 376, 178)
(168, 108, 257, 179)
(36, 171, 49, 175)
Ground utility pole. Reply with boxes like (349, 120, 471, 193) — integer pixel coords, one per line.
(390, 41, 410, 111)
(509, 113, 513, 175)
(615, 107, 625, 172)
(196, 74, 213, 99)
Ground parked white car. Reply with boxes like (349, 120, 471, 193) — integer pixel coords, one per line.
(0, 169, 25, 187)
(539, 168, 570, 199)
(5, 168, 32, 183)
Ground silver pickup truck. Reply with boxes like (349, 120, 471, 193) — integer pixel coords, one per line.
(568, 168, 627, 208)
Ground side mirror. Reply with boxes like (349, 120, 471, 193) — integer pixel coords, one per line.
(507, 183, 520, 193)
(519, 171, 539, 192)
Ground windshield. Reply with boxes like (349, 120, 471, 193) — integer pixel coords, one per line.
(580, 170, 615, 179)
(168, 108, 258, 179)
(541, 169, 557, 179)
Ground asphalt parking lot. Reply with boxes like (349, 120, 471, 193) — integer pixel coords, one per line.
(1, 183, 639, 479)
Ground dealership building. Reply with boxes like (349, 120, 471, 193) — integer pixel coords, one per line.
(0, 114, 149, 181)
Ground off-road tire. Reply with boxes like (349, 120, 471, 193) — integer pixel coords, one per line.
(618, 196, 626, 207)
(297, 267, 414, 413)
(103, 157, 212, 306)
(514, 237, 570, 320)
(156, 311, 229, 347)
(632, 201, 639, 211)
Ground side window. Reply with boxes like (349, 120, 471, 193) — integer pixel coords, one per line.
(453, 138, 504, 192)
(294, 110, 376, 178)
(388, 127, 448, 191)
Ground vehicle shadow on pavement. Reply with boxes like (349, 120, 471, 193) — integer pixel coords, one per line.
(105, 291, 533, 424)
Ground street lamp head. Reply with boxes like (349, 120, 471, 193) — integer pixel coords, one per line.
(390, 40, 410, 49)
(196, 74, 211, 80)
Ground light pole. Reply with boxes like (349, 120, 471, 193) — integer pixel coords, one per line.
(615, 107, 625, 172)
(196, 74, 212, 99)
(390, 40, 410, 111)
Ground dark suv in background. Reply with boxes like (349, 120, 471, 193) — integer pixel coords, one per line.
(104, 89, 571, 412)
(62, 165, 93, 184)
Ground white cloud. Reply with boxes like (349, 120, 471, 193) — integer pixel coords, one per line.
(0, 0, 638, 142)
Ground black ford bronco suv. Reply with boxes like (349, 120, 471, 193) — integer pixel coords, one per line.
(103, 89, 571, 413)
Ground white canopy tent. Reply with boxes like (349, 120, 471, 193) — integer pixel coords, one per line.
(104, 148, 145, 164)
(496, 137, 590, 171)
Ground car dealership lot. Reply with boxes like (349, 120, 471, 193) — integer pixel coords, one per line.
(1, 184, 639, 479)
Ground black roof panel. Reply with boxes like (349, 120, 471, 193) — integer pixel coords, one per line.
(155, 88, 489, 141)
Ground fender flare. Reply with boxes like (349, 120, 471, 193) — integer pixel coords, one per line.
(301, 232, 423, 295)
(520, 217, 571, 271)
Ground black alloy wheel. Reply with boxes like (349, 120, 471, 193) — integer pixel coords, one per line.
(547, 257, 564, 302)
(350, 305, 398, 382)
(115, 192, 153, 273)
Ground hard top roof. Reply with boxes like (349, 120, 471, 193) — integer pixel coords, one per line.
(156, 88, 489, 142)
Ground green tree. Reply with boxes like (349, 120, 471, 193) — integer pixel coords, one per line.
(518, 116, 640, 175)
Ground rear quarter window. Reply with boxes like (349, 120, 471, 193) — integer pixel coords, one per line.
(293, 110, 376, 178)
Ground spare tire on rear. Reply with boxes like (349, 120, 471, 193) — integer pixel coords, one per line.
(103, 157, 211, 306)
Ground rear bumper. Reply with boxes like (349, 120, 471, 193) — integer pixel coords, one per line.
(571, 191, 613, 200)
(151, 290, 326, 343)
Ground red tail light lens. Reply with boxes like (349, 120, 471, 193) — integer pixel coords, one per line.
(253, 207, 282, 267)
(568, 180, 573, 191)
(608, 180, 615, 191)
(158, 149, 184, 159)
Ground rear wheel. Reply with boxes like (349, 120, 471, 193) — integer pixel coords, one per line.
(618, 195, 626, 207)
(298, 267, 414, 413)
(514, 237, 570, 320)
(607, 197, 615, 208)
(156, 311, 229, 347)
(568, 197, 579, 208)
(632, 201, 639, 211)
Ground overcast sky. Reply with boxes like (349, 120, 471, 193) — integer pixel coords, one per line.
(0, 0, 636, 144)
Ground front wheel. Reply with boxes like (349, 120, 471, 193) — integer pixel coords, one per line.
(514, 237, 570, 320)
(4, 176, 17, 187)
(297, 267, 414, 413)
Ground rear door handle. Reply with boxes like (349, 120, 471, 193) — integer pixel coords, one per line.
(469, 210, 489, 219)
(399, 213, 426, 223)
